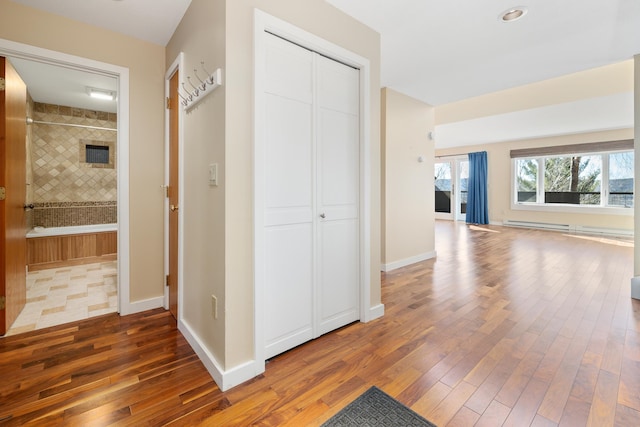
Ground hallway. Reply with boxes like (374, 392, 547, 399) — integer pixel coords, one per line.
(1, 222, 638, 425)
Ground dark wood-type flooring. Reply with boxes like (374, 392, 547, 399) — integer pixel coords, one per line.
(1, 221, 639, 426)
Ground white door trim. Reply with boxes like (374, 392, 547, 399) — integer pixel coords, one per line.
(163, 53, 185, 319)
(0, 38, 133, 315)
(253, 9, 373, 372)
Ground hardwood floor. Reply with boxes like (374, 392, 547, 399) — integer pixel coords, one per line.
(1, 221, 639, 426)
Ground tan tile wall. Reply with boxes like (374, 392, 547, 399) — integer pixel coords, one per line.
(30, 102, 118, 228)
(31, 102, 117, 204)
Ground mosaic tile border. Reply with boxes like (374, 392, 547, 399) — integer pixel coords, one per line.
(32, 202, 117, 228)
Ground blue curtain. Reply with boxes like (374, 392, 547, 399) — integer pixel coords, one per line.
(466, 151, 489, 224)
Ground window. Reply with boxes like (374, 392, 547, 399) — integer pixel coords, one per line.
(544, 155, 601, 205)
(512, 141, 633, 211)
(516, 158, 537, 203)
(608, 152, 634, 208)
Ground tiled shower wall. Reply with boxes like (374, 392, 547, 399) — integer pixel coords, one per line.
(29, 102, 117, 227)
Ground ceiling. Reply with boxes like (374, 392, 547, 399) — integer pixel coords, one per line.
(11, 0, 192, 46)
(326, 0, 640, 106)
(10, 57, 118, 113)
(8, 0, 192, 114)
(7, 0, 640, 147)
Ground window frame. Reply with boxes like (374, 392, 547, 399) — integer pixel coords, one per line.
(511, 149, 633, 216)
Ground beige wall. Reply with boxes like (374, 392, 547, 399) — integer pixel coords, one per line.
(166, 0, 227, 367)
(167, 0, 381, 373)
(382, 88, 435, 268)
(436, 60, 634, 124)
(436, 128, 634, 230)
(1, 0, 166, 302)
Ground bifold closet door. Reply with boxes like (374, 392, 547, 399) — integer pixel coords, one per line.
(316, 55, 360, 335)
(262, 33, 359, 359)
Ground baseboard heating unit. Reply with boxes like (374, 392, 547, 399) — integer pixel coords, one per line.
(502, 220, 633, 237)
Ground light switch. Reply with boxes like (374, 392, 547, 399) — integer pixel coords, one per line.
(209, 163, 218, 186)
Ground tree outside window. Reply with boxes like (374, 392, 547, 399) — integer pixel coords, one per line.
(544, 155, 601, 205)
(514, 150, 633, 209)
(516, 158, 537, 202)
(609, 152, 634, 207)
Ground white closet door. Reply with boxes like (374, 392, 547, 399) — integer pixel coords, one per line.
(316, 56, 360, 335)
(263, 34, 314, 359)
(262, 33, 360, 358)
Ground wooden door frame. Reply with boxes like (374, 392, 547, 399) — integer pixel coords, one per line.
(253, 10, 376, 374)
(164, 54, 184, 319)
(0, 38, 132, 315)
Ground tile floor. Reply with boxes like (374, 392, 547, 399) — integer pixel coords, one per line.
(5, 261, 118, 336)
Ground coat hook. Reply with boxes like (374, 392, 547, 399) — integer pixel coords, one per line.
(186, 77, 200, 96)
(193, 69, 208, 91)
(181, 83, 194, 101)
(177, 90, 189, 106)
(201, 61, 215, 84)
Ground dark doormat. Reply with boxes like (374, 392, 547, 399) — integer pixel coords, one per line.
(321, 386, 437, 426)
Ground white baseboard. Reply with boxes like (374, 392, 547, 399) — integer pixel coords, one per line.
(119, 296, 164, 316)
(178, 319, 263, 392)
(502, 219, 633, 237)
(632, 277, 640, 300)
(366, 303, 384, 322)
(381, 251, 436, 272)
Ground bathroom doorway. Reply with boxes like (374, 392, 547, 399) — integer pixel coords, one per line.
(0, 39, 130, 336)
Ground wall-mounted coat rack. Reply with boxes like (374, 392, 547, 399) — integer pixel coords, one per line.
(179, 62, 223, 111)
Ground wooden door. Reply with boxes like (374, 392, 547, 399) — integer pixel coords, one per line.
(168, 71, 179, 319)
(0, 57, 27, 335)
(315, 55, 360, 336)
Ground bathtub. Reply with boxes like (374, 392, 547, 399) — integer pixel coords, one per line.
(27, 223, 118, 238)
(26, 224, 118, 270)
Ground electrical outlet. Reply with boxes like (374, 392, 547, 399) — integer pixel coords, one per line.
(211, 294, 218, 319)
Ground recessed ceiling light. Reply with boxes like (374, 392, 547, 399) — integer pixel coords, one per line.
(500, 6, 528, 22)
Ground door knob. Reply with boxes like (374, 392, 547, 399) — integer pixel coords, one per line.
(170, 204, 179, 212)
(320, 213, 326, 218)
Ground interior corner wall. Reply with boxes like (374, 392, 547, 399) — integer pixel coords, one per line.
(381, 88, 435, 271)
(0, 0, 166, 303)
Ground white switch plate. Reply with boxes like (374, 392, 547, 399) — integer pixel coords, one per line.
(211, 294, 218, 319)
(209, 163, 218, 186)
